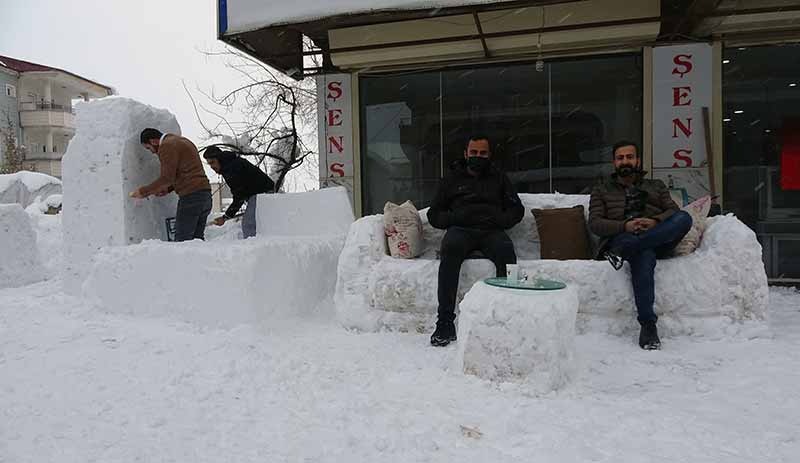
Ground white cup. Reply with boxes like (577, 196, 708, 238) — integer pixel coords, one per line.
(506, 264, 519, 281)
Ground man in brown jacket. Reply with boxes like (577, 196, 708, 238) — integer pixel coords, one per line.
(131, 128, 212, 241)
(588, 140, 693, 350)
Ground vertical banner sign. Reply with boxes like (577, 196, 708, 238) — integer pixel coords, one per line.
(652, 44, 713, 205)
(317, 74, 355, 209)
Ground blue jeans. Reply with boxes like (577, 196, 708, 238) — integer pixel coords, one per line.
(242, 195, 257, 239)
(175, 189, 212, 242)
(607, 211, 693, 324)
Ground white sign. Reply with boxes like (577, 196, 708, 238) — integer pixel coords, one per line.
(652, 44, 712, 169)
(317, 74, 355, 207)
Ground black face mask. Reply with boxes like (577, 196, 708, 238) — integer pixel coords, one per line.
(466, 156, 491, 174)
(616, 164, 638, 178)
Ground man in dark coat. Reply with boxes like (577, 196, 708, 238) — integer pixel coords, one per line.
(589, 140, 693, 350)
(427, 135, 525, 346)
(203, 146, 275, 238)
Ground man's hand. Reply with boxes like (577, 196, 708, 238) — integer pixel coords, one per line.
(636, 218, 658, 232)
(154, 187, 170, 197)
(129, 188, 146, 199)
(212, 216, 227, 226)
(624, 220, 639, 233)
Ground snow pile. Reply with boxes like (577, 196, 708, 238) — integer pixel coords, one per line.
(455, 282, 579, 393)
(336, 194, 768, 337)
(256, 186, 354, 236)
(83, 235, 344, 328)
(0, 171, 62, 207)
(0, 204, 45, 289)
(24, 204, 63, 278)
(24, 194, 62, 214)
(62, 97, 179, 295)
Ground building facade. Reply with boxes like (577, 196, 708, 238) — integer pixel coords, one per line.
(0, 55, 113, 178)
(218, 0, 800, 282)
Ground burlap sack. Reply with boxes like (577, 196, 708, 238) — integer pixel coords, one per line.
(384, 200, 423, 258)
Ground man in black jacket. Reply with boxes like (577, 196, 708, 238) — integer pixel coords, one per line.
(427, 135, 525, 346)
(204, 146, 275, 238)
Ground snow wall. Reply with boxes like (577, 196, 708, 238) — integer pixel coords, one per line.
(0, 204, 45, 289)
(62, 98, 179, 295)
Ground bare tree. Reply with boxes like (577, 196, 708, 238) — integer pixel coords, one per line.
(0, 110, 26, 174)
(187, 43, 319, 192)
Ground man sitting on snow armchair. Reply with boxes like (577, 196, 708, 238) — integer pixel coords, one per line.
(589, 140, 693, 350)
(426, 134, 524, 347)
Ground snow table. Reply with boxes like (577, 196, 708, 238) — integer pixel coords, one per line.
(456, 278, 578, 392)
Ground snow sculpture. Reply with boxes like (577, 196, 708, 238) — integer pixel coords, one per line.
(455, 281, 579, 392)
(62, 98, 179, 294)
(0, 204, 45, 289)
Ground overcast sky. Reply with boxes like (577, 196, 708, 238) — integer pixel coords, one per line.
(0, 0, 243, 143)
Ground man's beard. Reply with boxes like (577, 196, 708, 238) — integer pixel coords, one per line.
(616, 164, 639, 177)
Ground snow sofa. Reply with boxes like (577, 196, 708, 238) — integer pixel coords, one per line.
(84, 187, 354, 328)
(335, 193, 769, 336)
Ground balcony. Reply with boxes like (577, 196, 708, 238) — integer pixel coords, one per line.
(19, 102, 76, 129)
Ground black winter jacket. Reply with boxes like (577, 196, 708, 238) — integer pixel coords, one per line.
(218, 153, 275, 218)
(428, 159, 524, 231)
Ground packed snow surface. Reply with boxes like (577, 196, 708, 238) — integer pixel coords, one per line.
(256, 186, 354, 236)
(1, 280, 799, 462)
(0, 204, 44, 289)
(62, 97, 179, 295)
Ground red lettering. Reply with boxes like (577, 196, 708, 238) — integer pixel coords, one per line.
(328, 136, 344, 154)
(672, 118, 693, 138)
(672, 149, 693, 168)
(673, 87, 692, 106)
(330, 163, 345, 177)
(327, 81, 343, 102)
(327, 109, 343, 127)
(672, 54, 693, 79)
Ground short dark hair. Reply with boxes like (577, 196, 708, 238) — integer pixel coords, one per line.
(140, 128, 163, 144)
(203, 145, 223, 160)
(466, 134, 492, 152)
(612, 140, 639, 158)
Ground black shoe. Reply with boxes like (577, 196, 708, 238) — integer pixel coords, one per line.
(430, 320, 457, 347)
(639, 321, 661, 350)
(604, 250, 624, 271)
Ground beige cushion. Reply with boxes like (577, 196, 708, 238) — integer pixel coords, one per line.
(531, 205, 592, 260)
(673, 196, 712, 256)
(384, 200, 424, 258)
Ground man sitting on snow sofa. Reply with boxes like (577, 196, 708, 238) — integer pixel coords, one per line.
(427, 134, 524, 347)
(589, 140, 693, 350)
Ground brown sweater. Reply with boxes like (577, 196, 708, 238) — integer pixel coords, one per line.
(589, 174, 679, 256)
(141, 134, 210, 197)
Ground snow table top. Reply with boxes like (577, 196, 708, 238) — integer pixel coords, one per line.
(484, 277, 566, 291)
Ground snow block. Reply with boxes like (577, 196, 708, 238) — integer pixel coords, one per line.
(0, 204, 45, 289)
(0, 171, 62, 208)
(82, 235, 345, 328)
(455, 282, 578, 391)
(62, 97, 179, 295)
(256, 186, 354, 236)
(335, 194, 769, 338)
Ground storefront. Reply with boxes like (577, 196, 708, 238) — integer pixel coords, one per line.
(218, 0, 800, 281)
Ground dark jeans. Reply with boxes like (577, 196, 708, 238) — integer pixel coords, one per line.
(175, 189, 212, 242)
(607, 211, 693, 324)
(437, 227, 517, 323)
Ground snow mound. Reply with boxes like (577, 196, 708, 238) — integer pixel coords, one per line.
(0, 171, 62, 208)
(83, 235, 345, 328)
(455, 282, 579, 392)
(62, 97, 179, 295)
(336, 194, 769, 338)
(256, 186, 354, 236)
(0, 204, 45, 289)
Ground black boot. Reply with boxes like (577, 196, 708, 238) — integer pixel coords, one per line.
(430, 319, 457, 347)
(604, 250, 624, 271)
(639, 321, 661, 350)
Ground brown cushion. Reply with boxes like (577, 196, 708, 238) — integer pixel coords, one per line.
(531, 205, 592, 260)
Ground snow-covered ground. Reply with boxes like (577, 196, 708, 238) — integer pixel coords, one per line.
(2, 213, 800, 462)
